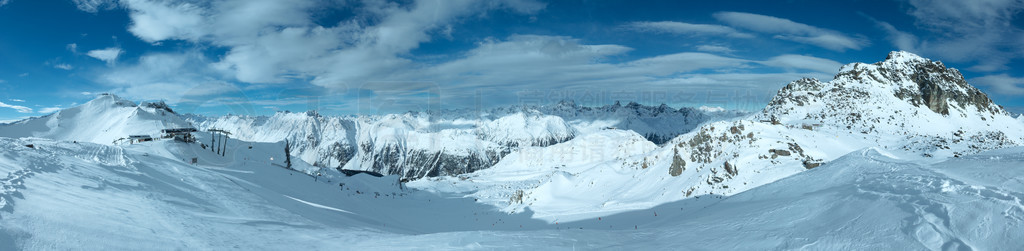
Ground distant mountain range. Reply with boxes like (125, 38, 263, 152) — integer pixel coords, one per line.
(181, 99, 744, 180)
(2, 51, 1022, 207)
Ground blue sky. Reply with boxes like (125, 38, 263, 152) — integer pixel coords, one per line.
(1, 0, 1023, 121)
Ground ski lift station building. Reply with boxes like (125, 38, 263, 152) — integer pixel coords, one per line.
(161, 128, 198, 142)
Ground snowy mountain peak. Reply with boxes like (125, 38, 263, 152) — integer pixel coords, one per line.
(554, 99, 577, 108)
(884, 50, 927, 63)
(750, 51, 1023, 160)
(763, 51, 1008, 131)
(0, 94, 190, 145)
(87, 93, 138, 108)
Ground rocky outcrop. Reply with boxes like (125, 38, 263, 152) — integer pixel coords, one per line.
(669, 148, 686, 176)
(140, 101, 174, 114)
(881, 52, 1005, 116)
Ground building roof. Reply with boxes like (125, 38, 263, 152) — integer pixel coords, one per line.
(161, 128, 197, 133)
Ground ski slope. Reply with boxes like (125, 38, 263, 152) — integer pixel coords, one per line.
(1, 137, 1022, 249)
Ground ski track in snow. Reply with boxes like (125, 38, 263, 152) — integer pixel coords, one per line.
(283, 195, 354, 214)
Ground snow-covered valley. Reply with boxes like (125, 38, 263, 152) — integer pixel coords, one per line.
(1, 51, 1023, 249)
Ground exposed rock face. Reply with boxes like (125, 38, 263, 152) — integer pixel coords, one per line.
(318, 141, 356, 168)
(353, 137, 511, 179)
(881, 52, 1005, 116)
(141, 101, 175, 113)
(669, 148, 686, 176)
(802, 160, 821, 169)
(723, 161, 737, 176)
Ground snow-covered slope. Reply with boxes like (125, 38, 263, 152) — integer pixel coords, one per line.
(0, 94, 190, 145)
(632, 147, 1024, 250)
(2, 136, 1023, 249)
(413, 51, 1024, 221)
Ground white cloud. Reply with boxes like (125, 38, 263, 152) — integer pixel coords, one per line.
(54, 63, 74, 70)
(696, 45, 734, 53)
(626, 52, 750, 74)
(67, 43, 78, 53)
(906, 0, 1024, 34)
(0, 101, 32, 113)
(622, 21, 753, 38)
(87, 47, 123, 64)
(759, 54, 843, 73)
(114, 0, 545, 87)
(72, 0, 116, 13)
(123, 0, 208, 42)
(83, 0, 851, 111)
(415, 35, 737, 86)
(98, 51, 239, 102)
(407, 35, 837, 92)
(872, 0, 1024, 72)
(354, 35, 838, 109)
(9, 99, 23, 102)
(301, 0, 547, 88)
(714, 12, 868, 51)
(0, 0, 9, 7)
(38, 107, 63, 114)
(398, 35, 851, 110)
(971, 74, 1024, 95)
(871, 20, 919, 51)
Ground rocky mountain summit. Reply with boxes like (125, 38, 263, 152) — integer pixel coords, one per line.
(756, 51, 1020, 156)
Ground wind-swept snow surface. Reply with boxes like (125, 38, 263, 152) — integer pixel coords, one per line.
(1, 138, 1023, 249)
